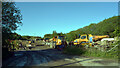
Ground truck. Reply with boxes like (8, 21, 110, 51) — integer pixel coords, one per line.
(51, 36, 67, 49)
(74, 34, 93, 46)
(26, 40, 35, 50)
(73, 34, 109, 46)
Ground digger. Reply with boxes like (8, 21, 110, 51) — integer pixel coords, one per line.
(51, 36, 67, 50)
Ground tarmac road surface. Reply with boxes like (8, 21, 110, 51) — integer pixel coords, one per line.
(2, 45, 119, 67)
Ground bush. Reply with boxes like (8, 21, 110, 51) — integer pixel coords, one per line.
(83, 46, 118, 59)
(63, 44, 118, 59)
(63, 45, 86, 55)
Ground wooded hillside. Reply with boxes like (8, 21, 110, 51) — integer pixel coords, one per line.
(65, 16, 120, 42)
(43, 16, 120, 42)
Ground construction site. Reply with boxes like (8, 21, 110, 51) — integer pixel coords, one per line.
(2, 34, 120, 67)
(2, 2, 120, 68)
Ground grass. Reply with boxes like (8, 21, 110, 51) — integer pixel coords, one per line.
(63, 44, 118, 59)
(63, 45, 86, 55)
(83, 47, 118, 59)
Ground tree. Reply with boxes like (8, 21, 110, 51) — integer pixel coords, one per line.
(52, 30, 58, 37)
(2, 2, 22, 33)
(44, 34, 52, 38)
(113, 27, 120, 37)
(57, 32, 65, 36)
(2, 2, 22, 41)
(2, 2, 22, 59)
(65, 16, 119, 41)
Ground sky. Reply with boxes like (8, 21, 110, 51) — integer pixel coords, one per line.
(15, 2, 118, 37)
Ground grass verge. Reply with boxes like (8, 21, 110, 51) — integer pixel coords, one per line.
(63, 45, 118, 59)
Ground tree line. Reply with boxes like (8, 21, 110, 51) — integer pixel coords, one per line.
(65, 16, 120, 42)
(44, 16, 120, 42)
(44, 31, 65, 39)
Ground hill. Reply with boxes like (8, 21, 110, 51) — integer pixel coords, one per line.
(65, 16, 120, 42)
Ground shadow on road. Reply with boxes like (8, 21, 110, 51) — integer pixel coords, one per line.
(50, 58, 92, 67)
(2, 47, 79, 66)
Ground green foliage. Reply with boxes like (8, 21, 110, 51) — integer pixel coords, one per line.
(113, 27, 120, 37)
(2, 2, 23, 59)
(44, 15, 120, 42)
(65, 31, 79, 42)
(65, 16, 120, 41)
(2, 2, 23, 46)
(63, 45, 118, 59)
(2, 2, 22, 33)
(9, 33, 22, 40)
(44, 31, 65, 38)
(21, 35, 41, 40)
(63, 45, 86, 55)
(83, 47, 118, 59)
(44, 34, 52, 38)
(52, 31, 58, 37)
(63, 38, 119, 59)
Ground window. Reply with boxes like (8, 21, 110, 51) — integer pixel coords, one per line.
(58, 36, 64, 40)
(81, 36, 86, 39)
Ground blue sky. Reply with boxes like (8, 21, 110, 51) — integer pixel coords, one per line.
(15, 2, 118, 37)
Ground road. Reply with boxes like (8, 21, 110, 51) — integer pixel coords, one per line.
(2, 45, 119, 67)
